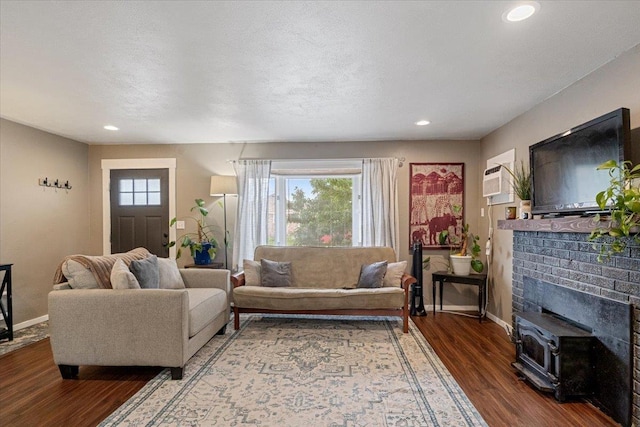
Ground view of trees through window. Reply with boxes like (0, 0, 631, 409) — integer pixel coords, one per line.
(269, 177, 354, 246)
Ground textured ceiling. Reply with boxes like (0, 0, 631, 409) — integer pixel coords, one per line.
(1, 1, 640, 145)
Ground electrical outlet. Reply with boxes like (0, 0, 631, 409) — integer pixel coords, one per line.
(176, 221, 185, 230)
(480, 208, 485, 217)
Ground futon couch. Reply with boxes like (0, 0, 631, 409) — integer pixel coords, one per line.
(48, 249, 230, 380)
(231, 246, 414, 333)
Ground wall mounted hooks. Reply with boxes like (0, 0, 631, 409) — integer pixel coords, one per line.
(39, 177, 72, 190)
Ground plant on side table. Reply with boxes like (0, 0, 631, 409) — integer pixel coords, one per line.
(167, 198, 218, 265)
(426, 205, 484, 276)
(588, 160, 640, 262)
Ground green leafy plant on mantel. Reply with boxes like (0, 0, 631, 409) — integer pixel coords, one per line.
(167, 198, 218, 260)
(588, 160, 640, 262)
(503, 160, 532, 201)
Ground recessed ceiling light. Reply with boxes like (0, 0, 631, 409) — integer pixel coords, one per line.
(104, 125, 119, 131)
(415, 120, 430, 126)
(503, 2, 539, 22)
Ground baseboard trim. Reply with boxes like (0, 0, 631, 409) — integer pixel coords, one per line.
(486, 311, 513, 337)
(13, 315, 49, 331)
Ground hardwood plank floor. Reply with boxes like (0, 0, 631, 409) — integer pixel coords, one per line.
(0, 314, 619, 426)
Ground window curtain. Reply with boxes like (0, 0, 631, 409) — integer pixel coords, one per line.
(361, 158, 399, 257)
(232, 160, 271, 270)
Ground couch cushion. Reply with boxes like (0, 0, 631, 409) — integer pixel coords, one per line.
(62, 259, 100, 289)
(243, 259, 261, 286)
(110, 259, 141, 289)
(130, 255, 160, 289)
(233, 286, 405, 311)
(357, 261, 387, 288)
(187, 288, 227, 337)
(260, 259, 292, 287)
(253, 246, 397, 289)
(158, 258, 186, 289)
(383, 261, 407, 287)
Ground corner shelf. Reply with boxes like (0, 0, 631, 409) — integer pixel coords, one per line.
(497, 217, 609, 233)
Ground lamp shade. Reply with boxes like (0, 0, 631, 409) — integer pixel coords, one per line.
(210, 175, 237, 196)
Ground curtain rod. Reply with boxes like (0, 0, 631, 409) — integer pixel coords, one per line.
(227, 157, 405, 167)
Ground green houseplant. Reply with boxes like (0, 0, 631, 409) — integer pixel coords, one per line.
(425, 205, 483, 275)
(588, 160, 640, 261)
(504, 160, 532, 219)
(168, 198, 218, 264)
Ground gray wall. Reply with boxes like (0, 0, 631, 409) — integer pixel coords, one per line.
(0, 119, 89, 325)
(480, 44, 640, 325)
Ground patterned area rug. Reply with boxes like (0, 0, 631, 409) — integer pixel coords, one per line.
(0, 321, 49, 356)
(100, 315, 487, 426)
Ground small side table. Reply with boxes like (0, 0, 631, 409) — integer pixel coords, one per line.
(184, 262, 224, 269)
(431, 270, 487, 322)
(0, 264, 13, 342)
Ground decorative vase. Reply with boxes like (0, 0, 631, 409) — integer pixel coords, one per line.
(450, 255, 472, 276)
(193, 242, 214, 265)
(520, 200, 532, 220)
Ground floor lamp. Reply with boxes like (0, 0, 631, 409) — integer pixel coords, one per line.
(210, 176, 238, 270)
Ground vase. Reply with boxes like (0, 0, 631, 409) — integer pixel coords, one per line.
(520, 200, 532, 219)
(193, 242, 214, 265)
(450, 255, 472, 276)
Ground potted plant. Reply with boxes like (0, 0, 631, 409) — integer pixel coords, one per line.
(504, 160, 532, 219)
(433, 205, 484, 275)
(167, 198, 218, 265)
(588, 160, 640, 261)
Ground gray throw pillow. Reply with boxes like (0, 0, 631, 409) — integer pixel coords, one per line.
(157, 257, 185, 289)
(357, 261, 388, 288)
(260, 258, 292, 287)
(129, 255, 160, 289)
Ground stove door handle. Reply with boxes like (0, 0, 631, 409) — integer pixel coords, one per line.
(547, 341, 559, 355)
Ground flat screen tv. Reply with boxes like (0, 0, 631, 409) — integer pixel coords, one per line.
(530, 108, 632, 217)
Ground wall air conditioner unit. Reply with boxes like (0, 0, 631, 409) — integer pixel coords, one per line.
(483, 165, 509, 197)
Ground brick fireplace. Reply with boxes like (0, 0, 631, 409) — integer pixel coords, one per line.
(501, 218, 640, 426)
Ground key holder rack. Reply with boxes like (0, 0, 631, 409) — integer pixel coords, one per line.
(39, 177, 72, 190)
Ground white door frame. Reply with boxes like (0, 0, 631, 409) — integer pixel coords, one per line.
(101, 158, 177, 257)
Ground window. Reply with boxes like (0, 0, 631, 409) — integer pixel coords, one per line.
(267, 161, 362, 247)
(118, 178, 161, 206)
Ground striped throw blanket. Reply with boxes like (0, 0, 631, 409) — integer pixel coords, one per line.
(53, 247, 150, 289)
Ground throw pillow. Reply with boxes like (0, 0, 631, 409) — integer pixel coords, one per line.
(243, 259, 262, 286)
(110, 258, 141, 289)
(357, 261, 388, 288)
(260, 258, 292, 287)
(383, 261, 407, 287)
(129, 255, 160, 289)
(61, 259, 99, 289)
(157, 257, 185, 289)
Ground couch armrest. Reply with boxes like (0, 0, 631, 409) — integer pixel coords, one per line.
(48, 289, 190, 367)
(53, 282, 72, 290)
(401, 273, 417, 291)
(180, 268, 230, 294)
(231, 271, 245, 288)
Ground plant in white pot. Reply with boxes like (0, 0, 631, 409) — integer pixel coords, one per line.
(167, 198, 218, 265)
(436, 205, 484, 275)
(504, 160, 532, 219)
(588, 160, 640, 261)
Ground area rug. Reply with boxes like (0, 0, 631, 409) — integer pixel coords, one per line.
(100, 315, 487, 426)
(0, 321, 49, 356)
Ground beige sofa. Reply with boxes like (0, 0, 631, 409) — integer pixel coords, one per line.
(231, 246, 414, 333)
(49, 254, 230, 380)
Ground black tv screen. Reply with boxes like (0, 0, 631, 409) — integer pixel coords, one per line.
(530, 108, 631, 216)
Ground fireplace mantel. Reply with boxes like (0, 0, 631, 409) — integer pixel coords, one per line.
(497, 217, 610, 233)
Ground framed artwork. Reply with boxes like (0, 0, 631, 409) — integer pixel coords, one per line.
(409, 163, 464, 249)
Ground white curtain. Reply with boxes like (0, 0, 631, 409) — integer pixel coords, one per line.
(232, 160, 271, 271)
(361, 158, 399, 257)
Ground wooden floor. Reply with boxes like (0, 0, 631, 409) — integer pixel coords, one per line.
(0, 314, 619, 427)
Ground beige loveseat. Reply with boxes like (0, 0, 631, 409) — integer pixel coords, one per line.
(48, 250, 230, 380)
(231, 246, 414, 333)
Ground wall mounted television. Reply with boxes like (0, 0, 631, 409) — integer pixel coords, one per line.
(529, 108, 633, 217)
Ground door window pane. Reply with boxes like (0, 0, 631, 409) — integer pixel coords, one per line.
(120, 192, 133, 206)
(119, 178, 162, 206)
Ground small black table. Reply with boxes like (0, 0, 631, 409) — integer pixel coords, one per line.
(0, 264, 13, 341)
(431, 270, 488, 322)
